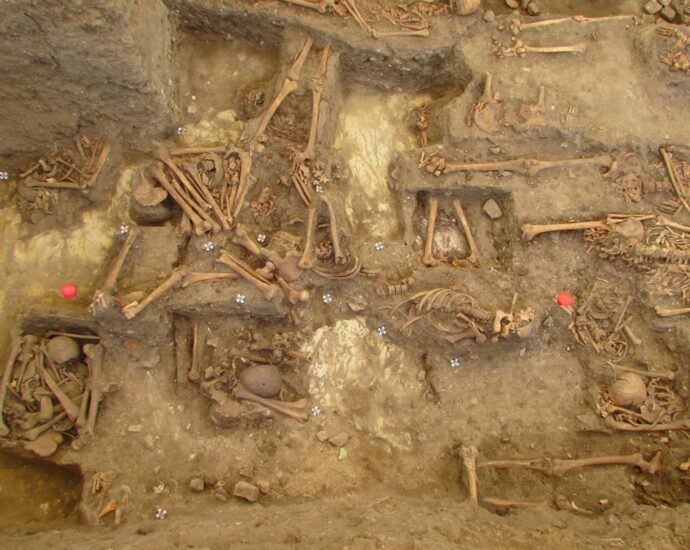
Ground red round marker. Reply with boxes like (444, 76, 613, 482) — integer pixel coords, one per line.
(557, 290, 574, 307)
(60, 282, 78, 299)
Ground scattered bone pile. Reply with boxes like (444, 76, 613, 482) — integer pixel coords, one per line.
(0, 332, 104, 457)
(657, 26, 690, 76)
(388, 288, 535, 344)
(17, 135, 110, 215)
(182, 323, 309, 423)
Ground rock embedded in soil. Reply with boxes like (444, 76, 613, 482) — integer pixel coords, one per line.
(660, 6, 676, 20)
(483, 199, 503, 219)
(527, 2, 540, 16)
(189, 478, 205, 492)
(644, 0, 663, 14)
(483, 10, 495, 23)
(257, 480, 270, 494)
(505, 0, 519, 8)
(328, 432, 350, 447)
(233, 481, 260, 503)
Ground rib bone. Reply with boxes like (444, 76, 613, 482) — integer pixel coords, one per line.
(452, 198, 480, 266)
(479, 452, 662, 476)
(422, 195, 438, 266)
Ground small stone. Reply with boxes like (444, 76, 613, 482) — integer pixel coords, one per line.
(660, 6, 676, 20)
(417, 370, 426, 381)
(143, 434, 155, 450)
(316, 430, 329, 442)
(233, 480, 260, 503)
(214, 487, 230, 502)
(189, 478, 205, 492)
(328, 432, 350, 447)
(659, 0, 671, 5)
(239, 464, 254, 479)
(527, 2, 540, 15)
(644, 0, 662, 14)
(338, 448, 348, 460)
(469, 397, 479, 405)
(127, 424, 144, 433)
(521, 0, 530, 8)
(482, 199, 503, 220)
(257, 480, 270, 494)
(483, 9, 495, 22)
(505, 0, 519, 8)
(489, 146, 502, 155)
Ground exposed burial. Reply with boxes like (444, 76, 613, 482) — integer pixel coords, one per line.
(1, 0, 690, 547)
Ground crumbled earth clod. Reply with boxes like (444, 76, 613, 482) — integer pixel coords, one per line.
(233, 481, 260, 503)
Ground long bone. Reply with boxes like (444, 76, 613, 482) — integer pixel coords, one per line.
(321, 195, 345, 264)
(280, 0, 336, 14)
(655, 306, 690, 317)
(37, 363, 80, 421)
(150, 163, 209, 235)
(14, 335, 38, 393)
(521, 213, 655, 241)
(659, 147, 690, 218)
(518, 14, 635, 31)
(21, 410, 68, 441)
(156, 147, 221, 233)
(0, 335, 22, 436)
(274, 273, 310, 304)
(231, 151, 254, 222)
(232, 224, 302, 281)
(452, 198, 480, 266)
(189, 323, 201, 383)
(299, 206, 318, 269)
(604, 416, 690, 432)
(102, 228, 138, 294)
(460, 445, 479, 505)
(496, 41, 587, 57)
(233, 384, 308, 422)
(122, 268, 187, 320)
(422, 153, 611, 178)
(472, 72, 501, 134)
(180, 272, 238, 288)
(607, 362, 675, 381)
(657, 216, 690, 234)
(479, 451, 662, 476)
(217, 250, 280, 301)
(295, 44, 331, 166)
(244, 36, 314, 148)
(182, 162, 230, 230)
(422, 195, 439, 266)
(83, 343, 103, 438)
(76, 388, 90, 431)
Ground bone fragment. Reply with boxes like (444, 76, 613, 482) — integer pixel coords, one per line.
(180, 271, 238, 288)
(122, 268, 187, 320)
(452, 198, 480, 266)
(479, 452, 662, 475)
(460, 445, 479, 505)
(217, 251, 280, 301)
(0, 335, 22, 436)
(281, 0, 332, 14)
(233, 384, 308, 421)
(422, 195, 439, 266)
(150, 164, 209, 235)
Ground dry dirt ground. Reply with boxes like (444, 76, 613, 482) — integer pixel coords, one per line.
(1, 0, 690, 548)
